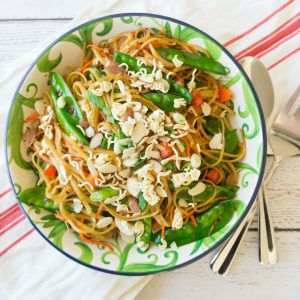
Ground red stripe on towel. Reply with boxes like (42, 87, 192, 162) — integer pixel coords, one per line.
(235, 13, 300, 60)
(0, 228, 35, 257)
(267, 46, 300, 70)
(224, 0, 295, 47)
(0, 215, 26, 237)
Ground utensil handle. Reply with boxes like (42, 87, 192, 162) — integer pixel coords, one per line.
(258, 156, 280, 265)
(210, 201, 257, 275)
(264, 154, 281, 185)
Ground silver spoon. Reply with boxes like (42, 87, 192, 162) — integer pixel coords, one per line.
(210, 57, 276, 275)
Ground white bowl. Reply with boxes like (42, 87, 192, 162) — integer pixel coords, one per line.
(5, 13, 267, 275)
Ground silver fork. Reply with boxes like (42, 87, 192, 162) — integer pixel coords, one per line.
(210, 80, 300, 275)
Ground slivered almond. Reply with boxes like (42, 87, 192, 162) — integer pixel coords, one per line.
(156, 185, 167, 198)
(97, 163, 118, 174)
(119, 168, 131, 178)
(122, 147, 136, 159)
(150, 151, 160, 159)
(96, 217, 113, 229)
(188, 182, 206, 196)
(127, 177, 141, 197)
(123, 157, 138, 167)
(90, 133, 103, 149)
(132, 122, 148, 144)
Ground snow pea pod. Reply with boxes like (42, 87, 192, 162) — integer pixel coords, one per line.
(138, 193, 152, 245)
(90, 187, 120, 202)
(203, 116, 238, 154)
(114, 51, 192, 102)
(114, 51, 152, 73)
(168, 78, 192, 104)
(177, 184, 239, 203)
(142, 93, 179, 112)
(157, 48, 230, 75)
(49, 72, 89, 145)
(152, 199, 240, 247)
(18, 187, 58, 212)
(86, 91, 116, 124)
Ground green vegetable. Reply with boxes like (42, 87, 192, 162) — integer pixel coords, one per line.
(90, 187, 119, 202)
(177, 184, 214, 202)
(203, 116, 238, 153)
(87, 65, 105, 81)
(114, 51, 152, 73)
(100, 137, 108, 149)
(86, 91, 116, 124)
(142, 93, 181, 112)
(177, 184, 239, 202)
(215, 185, 239, 198)
(49, 71, 89, 145)
(18, 187, 58, 212)
(203, 116, 222, 136)
(114, 51, 192, 102)
(224, 129, 238, 154)
(152, 200, 240, 247)
(133, 157, 146, 170)
(138, 193, 152, 245)
(157, 48, 230, 75)
(168, 181, 175, 191)
(167, 78, 192, 103)
(164, 162, 176, 171)
(181, 162, 192, 171)
(184, 78, 202, 88)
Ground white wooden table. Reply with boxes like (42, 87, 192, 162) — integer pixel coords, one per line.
(1, 1, 300, 299)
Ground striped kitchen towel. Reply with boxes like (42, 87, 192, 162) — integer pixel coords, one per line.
(0, 0, 299, 299)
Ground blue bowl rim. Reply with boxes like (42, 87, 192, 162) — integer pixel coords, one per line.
(5, 12, 267, 276)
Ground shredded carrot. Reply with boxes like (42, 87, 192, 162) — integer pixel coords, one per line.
(86, 173, 96, 187)
(183, 136, 191, 157)
(44, 165, 57, 179)
(23, 113, 40, 123)
(190, 215, 198, 227)
(186, 210, 197, 218)
(64, 140, 73, 149)
(55, 213, 65, 221)
(95, 203, 104, 218)
(40, 154, 52, 164)
(79, 233, 113, 251)
(79, 59, 93, 73)
(69, 156, 83, 161)
(161, 225, 165, 238)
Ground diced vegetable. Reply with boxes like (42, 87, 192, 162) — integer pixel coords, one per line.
(206, 169, 221, 183)
(218, 86, 233, 102)
(44, 165, 57, 179)
(192, 91, 203, 107)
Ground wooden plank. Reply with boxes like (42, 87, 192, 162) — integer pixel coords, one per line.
(137, 231, 300, 300)
(0, 0, 94, 19)
(0, 20, 67, 67)
(249, 156, 300, 230)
